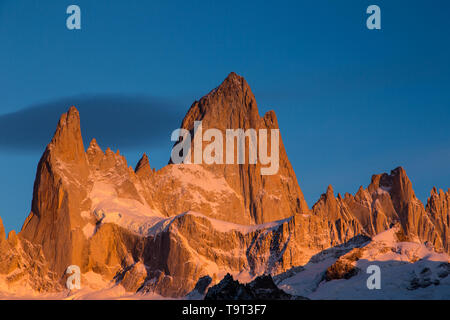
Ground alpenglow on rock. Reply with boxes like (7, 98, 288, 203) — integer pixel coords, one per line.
(169, 72, 310, 224)
(0, 73, 448, 299)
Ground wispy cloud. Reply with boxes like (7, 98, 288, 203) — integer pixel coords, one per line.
(0, 94, 185, 153)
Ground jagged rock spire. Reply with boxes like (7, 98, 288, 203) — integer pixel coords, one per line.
(86, 138, 104, 166)
(426, 186, 450, 253)
(135, 153, 152, 177)
(326, 185, 334, 196)
(172, 72, 309, 223)
(87, 138, 101, 151)
(21, 106, 90, 276)
(0, 216, 5, 241)
(1, 75, 449, 299)
(180, 72, 261, 133)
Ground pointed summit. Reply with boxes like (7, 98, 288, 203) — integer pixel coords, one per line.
(48, 106, 86, 163)
(262, 110, 279, 129)
(326, 185, 334, 196)
(86, 138, 104, 166)
(225, 71, 241, 81)
(206, 72, 250, 97)
(213, 72, 256, 112)
(431, 186, 438, 196)
(135, 153, 152, 177)
(0, 216, 5, 241)
(88, 138, 101, 151)
(316, 184, 336, 204)
(219, 72, 249, 92)
(173, 72, 309, 223)
(386, 167, 416, 205)
(355, 185, 365, 199)
(22, 106, 89, 275)
(179, 72, 260, 133)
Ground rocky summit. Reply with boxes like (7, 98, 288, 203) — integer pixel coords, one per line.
(0, 73, 448, 299)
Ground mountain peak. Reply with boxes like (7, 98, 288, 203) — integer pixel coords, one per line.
(431, 186, 438, 196)
(326, 184, 334, 196)
(86, 138, 104, 166)
(387, 166, 414, 197)
(218, 72, 250, 94)
(174, 72, 309, 223)
(390, 166, 407, 178)
(48, 106, 86, 163)
(222, 71, 245, 86)
(0, 216, 5, 241)
(179, 72, 260, 134)
(356, 185, 365, 196)
(262, 110, 279, 129)
(87, 138, 102, 153)
(226, 71, 241, 80)
(199, 72, 256, 115)
(135, 153, 152, 177)
(88, 138, 100, 148)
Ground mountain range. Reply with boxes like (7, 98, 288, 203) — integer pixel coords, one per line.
(0, 73, 448, 299)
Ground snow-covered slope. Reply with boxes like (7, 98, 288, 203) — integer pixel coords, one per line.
(277, 225, 450, 299)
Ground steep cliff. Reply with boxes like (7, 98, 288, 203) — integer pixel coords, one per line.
(0, 73, 448, 299)
(169, 72, 309, 224)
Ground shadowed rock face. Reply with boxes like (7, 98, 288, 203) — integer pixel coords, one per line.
(0, 73, 448, 298)
(204, 273, 307, 300)
(325, 248, 364, 281)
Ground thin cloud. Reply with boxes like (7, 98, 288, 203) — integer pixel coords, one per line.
(0, 94, 185, 153)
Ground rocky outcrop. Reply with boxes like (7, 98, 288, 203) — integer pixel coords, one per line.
(19, 107, 147, 285)
(375, 168, 440, 249)
(119, 261, 148, 292)
(0, 217, 5, 244)
(325, 248, 364, 281)
(134, 153, 153, 178)
(204, 273, 307, 300)
(186, 276, 213, 299)
(312, 185, 365, 244)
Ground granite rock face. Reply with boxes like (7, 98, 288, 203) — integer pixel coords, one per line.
(0, 219, 60, 293)
(0, 73, 448, 298)
(426, 187, 450, 253)
(21, 106, 91, 277)
(342, 167, 448, 253)
(171, 72, 310, 224)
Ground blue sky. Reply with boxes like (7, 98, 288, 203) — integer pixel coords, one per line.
(0, 0, 449, 232)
